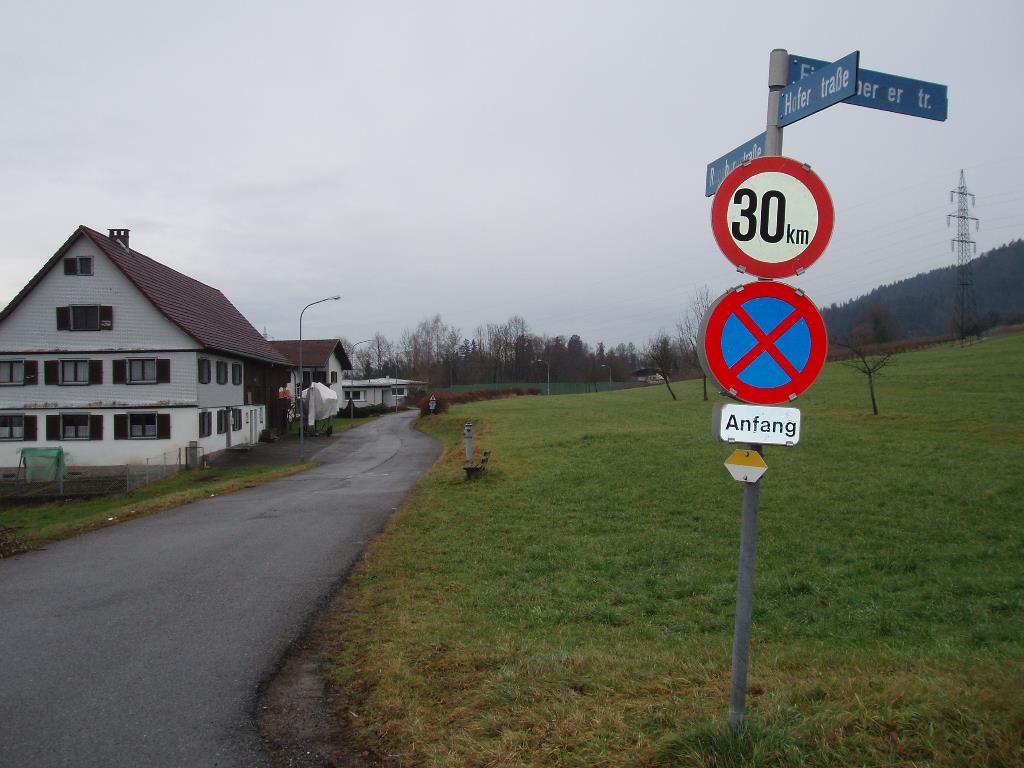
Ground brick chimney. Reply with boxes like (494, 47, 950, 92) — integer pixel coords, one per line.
(108, 228, 130, 249)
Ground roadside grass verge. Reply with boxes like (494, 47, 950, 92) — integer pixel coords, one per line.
(287, 412, 382, 435)
(0, 463, 313, 550)
(330, 333, 1024, 767)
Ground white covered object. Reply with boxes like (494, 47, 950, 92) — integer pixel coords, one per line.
(301, 382, 339, 425)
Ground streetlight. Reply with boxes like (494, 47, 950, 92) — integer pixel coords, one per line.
(299, 295, 340, 461)
(535, 359, 550, 396)
(345, 339, 373, 421)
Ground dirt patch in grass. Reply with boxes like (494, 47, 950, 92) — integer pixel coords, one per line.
(0, 525, 30, 558)
(259, 585, 381, 768)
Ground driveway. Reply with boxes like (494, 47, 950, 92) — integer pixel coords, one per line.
(0, 411, 440, 768)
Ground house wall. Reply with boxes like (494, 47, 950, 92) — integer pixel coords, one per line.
(0, 351, 198, 409)
(0, 235, 271, 466)
(0, 404, 267, 467)
(197, 352, 246, 408)
(0, 238, 197, 353)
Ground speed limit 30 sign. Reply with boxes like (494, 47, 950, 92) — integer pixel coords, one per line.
(711, 156, 834, 279)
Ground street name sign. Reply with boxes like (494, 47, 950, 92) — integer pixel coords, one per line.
(705, 132, 766, 198)
(789, 55, 947, 122)
(698, 281, 828, 405)
(711, 156, 834, 278)
(777, 51, 859, 128)
(724, 449, 768, 483)
(713, 403, 801, 446)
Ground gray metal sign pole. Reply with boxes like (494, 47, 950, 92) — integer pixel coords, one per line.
(728, 444, 762, 731)
(727, 48, 788, 734)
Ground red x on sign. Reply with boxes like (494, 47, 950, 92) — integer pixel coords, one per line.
(698, 281, 828, 405)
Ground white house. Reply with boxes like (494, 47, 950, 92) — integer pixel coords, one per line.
(0, 226, 291, 467)
(338, 378, 425, 410)
(269, 339, 352, 412)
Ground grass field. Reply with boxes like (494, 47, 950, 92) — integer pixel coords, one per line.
(330, 333, 1024, 767)
(0, 463, 312, 549)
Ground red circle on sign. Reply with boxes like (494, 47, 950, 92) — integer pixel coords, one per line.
(698, 281, 828, 405)
(711, 156, 834, 279)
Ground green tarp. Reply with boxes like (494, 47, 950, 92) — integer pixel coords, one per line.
(20, 447, 66, 482)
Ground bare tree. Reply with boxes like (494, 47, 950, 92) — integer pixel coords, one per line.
(676, 285, 713, 401)
(644, 333, 678, 401)
(835, 338, 894, 415)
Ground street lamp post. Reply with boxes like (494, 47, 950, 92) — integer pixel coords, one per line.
(535, 359, 550, 396)
(345, 339, 373, 421)
(299, 295, 340, 461)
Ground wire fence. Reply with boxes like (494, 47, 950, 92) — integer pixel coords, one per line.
(0, 445, 205, 504)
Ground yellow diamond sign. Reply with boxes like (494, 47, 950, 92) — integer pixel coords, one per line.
(724, 449, 767, 483)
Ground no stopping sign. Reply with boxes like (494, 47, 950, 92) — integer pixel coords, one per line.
(711, 156, 833, 279)
(698, 281, 828, 405)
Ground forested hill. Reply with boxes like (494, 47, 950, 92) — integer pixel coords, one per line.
(821, 239, 1024, 341)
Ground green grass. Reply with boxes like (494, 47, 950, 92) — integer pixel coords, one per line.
(0, 463, 313, 549)
(446, 380, 626, 395)
(287, 412, 382, 434)
(330, 333, 1024, 767)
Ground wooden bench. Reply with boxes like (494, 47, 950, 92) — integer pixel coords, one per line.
(463, 450, 490, 480)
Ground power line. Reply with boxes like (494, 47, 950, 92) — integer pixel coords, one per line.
(948, 169, 980, 344)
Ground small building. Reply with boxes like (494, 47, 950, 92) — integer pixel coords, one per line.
(339, 378, 425, 410)
(0, 226, 291, 467)
(269, 339, 352, 412)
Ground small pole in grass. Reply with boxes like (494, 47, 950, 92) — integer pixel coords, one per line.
(464, 421, 473, 461)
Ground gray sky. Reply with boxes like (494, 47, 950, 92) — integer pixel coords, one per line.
(3, 1, 1022, 347)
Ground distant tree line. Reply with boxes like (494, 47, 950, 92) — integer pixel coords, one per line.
(822, 239, 1024, 342)
(338, 286, 721, 394)
(342, 315, 645, 388)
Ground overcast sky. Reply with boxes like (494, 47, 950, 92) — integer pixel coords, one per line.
(3, 1, 1022, 347)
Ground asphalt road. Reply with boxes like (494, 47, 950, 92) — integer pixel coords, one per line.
(0, 412, 440, 768)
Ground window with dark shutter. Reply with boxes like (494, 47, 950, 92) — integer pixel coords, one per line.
(128, 413, 157, 438)
(46, 415, 60, 440)
(114, 414, 129, 440)
(89, 415, 103, 440)
(56, 307, 70, 330)
(89, 360, 103, 385)
(64, 257, 93, 276)
(44, 361, 59, 385)
(0, 360, 23, 385)
(113, 360, 126, 384)
(60, 360, 90, 385)
(0, 415, 25, 440)
(99, 305, 113, 330)
(70, 305, 100, 331)
(23, 360, 38, 385)
(157, 414, 171, 439)
(231, 363, 242, 386)
(60, 414, 90, 440)
(216, 361, 228, 385)
(127, 359, 157, 384)
(216, 410, 226, 434)
(157, 359, 171, 383)
(23, 415, 37, 441)
(198, 358, 211, 384)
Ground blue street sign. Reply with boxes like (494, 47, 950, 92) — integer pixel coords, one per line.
(789, 55, 947, 121)
(705, 132, 766, 197)
(777, 51, 859, 128)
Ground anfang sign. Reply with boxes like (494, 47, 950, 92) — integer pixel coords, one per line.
(713, 403, 801, 446)
(711, 156, 834, 279)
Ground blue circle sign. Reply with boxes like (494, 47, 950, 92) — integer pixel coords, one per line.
(698, 281, 828, 405)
